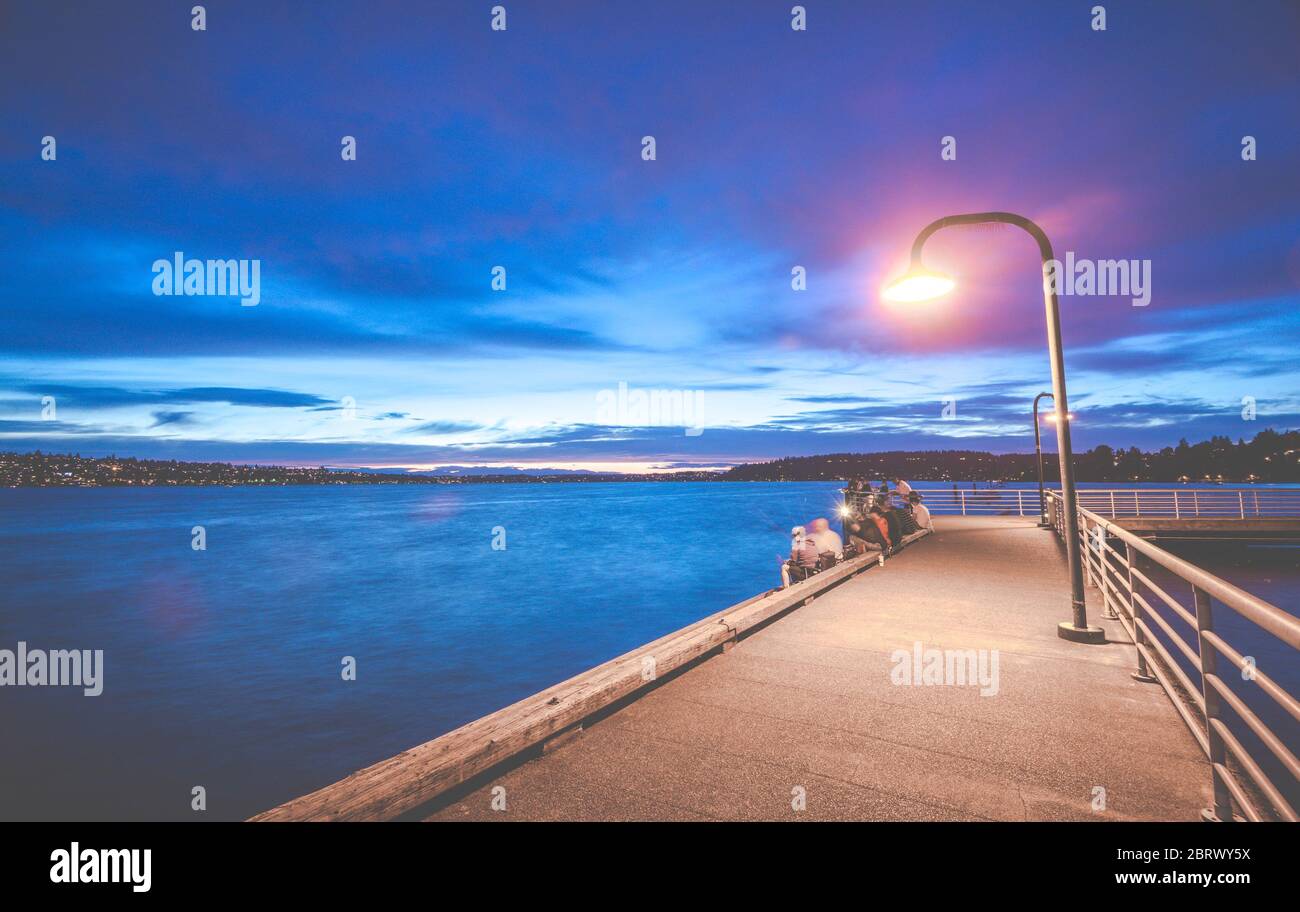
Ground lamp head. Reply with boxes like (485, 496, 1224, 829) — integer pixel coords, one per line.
(882, 262, 955, 303)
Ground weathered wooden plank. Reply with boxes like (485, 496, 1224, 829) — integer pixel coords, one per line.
(250, 529, 931, 821)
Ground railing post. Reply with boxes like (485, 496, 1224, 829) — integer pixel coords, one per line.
(1193, 490, 1200, 516)
(1174, 490, 1180, 519)
(960, 490, 967, 515)
(1017, 490, 1024, 516)
(1193, 585, 1234, 822)
(1253, 490, 1259, 517)
(1109, 491, 1116, 516)
(1127, 549, 1156, 683)
(1134, 491, 1141, 516)
(1082, 516, 1097, 589)
(1101, 529, 1118, 619)
(1238, 491, 1245, 519)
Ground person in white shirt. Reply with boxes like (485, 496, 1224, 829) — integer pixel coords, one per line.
(781, 525, 820, 587)
(807, 517, 843, 557)
(908, 493, 933, 531)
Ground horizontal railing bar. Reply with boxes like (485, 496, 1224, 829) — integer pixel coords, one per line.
(1130, 564, 1199, 629)
(1212, 758, 1264, 823)
(1210, 719, 1296, 823)
(1200, 629, 1300, 726)
(1101, 549, 1130, 585)
(1206, 673, 1300, 785)
(1101, 569, 1128, 606)
(1134, 631, 1210, 755)
(1136, 596, 1204, 671)
(1136, 616, 1207, 711)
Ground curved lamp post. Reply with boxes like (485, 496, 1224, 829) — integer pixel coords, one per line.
(1032, 392, 1053, 527)
(884, 211, 1104, 644)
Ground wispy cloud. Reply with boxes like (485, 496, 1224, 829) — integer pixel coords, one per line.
(10, 383, 335, 410)
(149, 410, 196, 428)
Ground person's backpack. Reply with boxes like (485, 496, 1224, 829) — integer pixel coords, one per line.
(817, 551, 838, 571)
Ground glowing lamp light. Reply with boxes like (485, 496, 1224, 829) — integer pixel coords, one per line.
(881, 265, 955, 303)
(1044, 412, 1076, 423)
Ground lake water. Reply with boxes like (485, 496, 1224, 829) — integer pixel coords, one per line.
(1, 481, 1296, 820)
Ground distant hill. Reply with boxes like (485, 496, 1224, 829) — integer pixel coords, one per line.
(722, 429, 1300, 483)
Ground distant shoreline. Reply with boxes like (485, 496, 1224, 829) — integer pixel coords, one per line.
(3, 431, 1297, 486)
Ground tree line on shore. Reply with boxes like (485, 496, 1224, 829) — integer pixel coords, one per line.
(721, 429, 1300, 483)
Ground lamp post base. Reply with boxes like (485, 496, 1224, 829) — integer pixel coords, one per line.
(1057, 621, 1107, 644)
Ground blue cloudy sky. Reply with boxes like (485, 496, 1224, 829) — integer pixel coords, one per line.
(2, 0, 1298, 471)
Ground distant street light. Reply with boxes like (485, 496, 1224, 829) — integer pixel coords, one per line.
(883, 211, 1104, 645)
(1032, 392, 1053, 528)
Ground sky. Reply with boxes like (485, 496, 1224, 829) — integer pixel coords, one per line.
(2, 0, 1299, 472)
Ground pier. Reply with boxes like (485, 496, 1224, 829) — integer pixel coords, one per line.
(253, 489, 1299, 823)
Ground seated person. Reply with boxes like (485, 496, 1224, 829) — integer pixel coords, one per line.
(806, 517, 843, 566)
(868, 505, 895, 551)
(908, 492, 934, 531)
(881, 502, 904, 544)
(874, 482, 893, 510)
(845, 508, 887, 555)
(781, 525, 821, 587)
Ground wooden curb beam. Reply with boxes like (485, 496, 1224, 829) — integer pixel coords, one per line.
(250, 529, 933, 821)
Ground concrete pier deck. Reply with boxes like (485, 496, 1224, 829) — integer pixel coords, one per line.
(427, 516, 1212, 821)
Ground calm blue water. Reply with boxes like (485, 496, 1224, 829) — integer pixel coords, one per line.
(0, 482, 847, 820)
(1, 481, 1295, 821)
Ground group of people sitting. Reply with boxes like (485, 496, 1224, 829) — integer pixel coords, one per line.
(780, 478, 933, 588)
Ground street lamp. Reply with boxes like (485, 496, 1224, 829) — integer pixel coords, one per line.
(1032, 403, 1076, 524)
(883, 211, 1104, 644)
(1032, 391, 1053, 528)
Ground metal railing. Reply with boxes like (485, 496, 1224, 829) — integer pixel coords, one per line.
(1045, 490, 1300, 822)
(881, 488, 1036, 516)
(1074, 488, 1300, 519)
(851, 487, 1300, 519)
